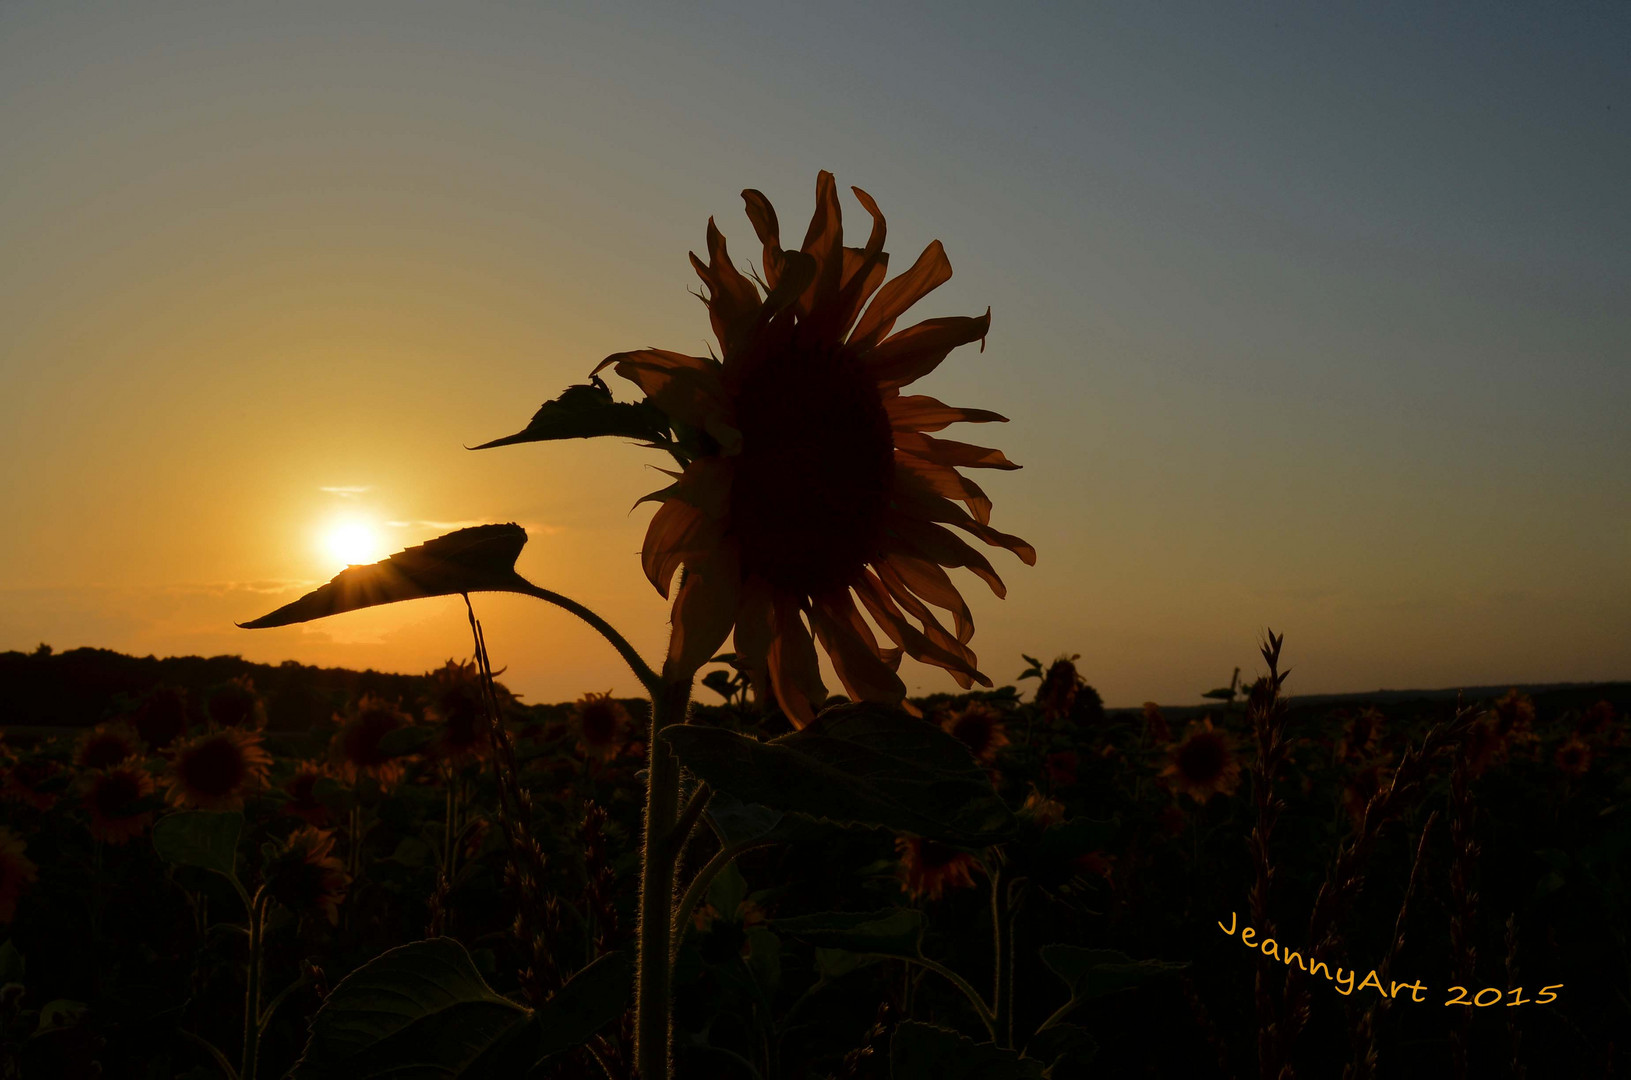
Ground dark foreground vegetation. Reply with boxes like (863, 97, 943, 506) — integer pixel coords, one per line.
(2, 643, 1627, 1078)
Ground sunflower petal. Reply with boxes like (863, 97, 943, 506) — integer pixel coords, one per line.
(594, 349, 735, 443)
(849, 240, 953, 350)
(732, 575, 776, 702)
(894, 487, 1037, 568)
(886, 520, 1006, 602)
(641, 497, 721, 599)
(873, 560, 987, 681)
(796, 170, 845, 319)
(895, 451, 993, 524)
(854, 572, 980, 681)
(741, 188, 784, 288)
(666, 545, 743, 679)
(768, 598, 827, 728)
(811, 596, 907, 706)
(866, 310, 991, 390)
(885, 394, 1009, 433)
(878, 546, 979, 636)
(690, 218, 762, 359)
(894, 429, 1019, 470)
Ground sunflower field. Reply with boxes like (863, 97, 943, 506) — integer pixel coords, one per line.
(2, 645, 1627, 1078)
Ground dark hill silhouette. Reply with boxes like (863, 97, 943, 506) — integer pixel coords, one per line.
(0, 646, 456, 733)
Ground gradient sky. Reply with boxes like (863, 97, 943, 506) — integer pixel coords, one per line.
(2, 2, 1627, 707)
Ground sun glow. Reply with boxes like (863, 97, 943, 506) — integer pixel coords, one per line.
(322, 520, 387, 567)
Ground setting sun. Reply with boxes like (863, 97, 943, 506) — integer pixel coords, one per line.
(321, 520, 386, 567)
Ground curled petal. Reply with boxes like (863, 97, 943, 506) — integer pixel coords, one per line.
(866, 310, 991, 391)
(849, 240, 953, 350)
(641, 496, 722, 598)
(894, 429, 1020, 470)
(895, 485, 1036, 568)
(873, 567, 990, 689)
(811, 596, 907, 706)
(887, 516, 1006, 602)
(886, 394, 1009, 433)
(594, 349, 737, 447)
(768, 598, 826, 728)
(741, 188, 784, 288)
(666, 544, 743, 679)
(854, 571, 978, 681)
(877, 541, 980, 636)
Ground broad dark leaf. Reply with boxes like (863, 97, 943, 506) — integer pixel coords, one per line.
(292, 938, 528, 1078)
(774, 908, 925, 959)
(663, 702, 1016, 847)
(1039, 945, 1187, 1007)
(240, 524, 533, 629)
(703, 790, 783, 847)
(470, 378, 670, 450)
(890, 1022, 1045, 1080)
(153, 811, 242, 879)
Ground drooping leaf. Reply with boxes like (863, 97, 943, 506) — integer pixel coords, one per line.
(708, 862, 750, 922)
(774, 908, 925, 960)
(532, 951, 633, 1062)
(1023, 1024, 1098, 1077)
(703, 790, 783, 848)
(291, 937, 529, 1078)
(889, 1021, 1045, 1080)
(1039, 945, 1187, 1009)
(239, 524, 536, 629)
(153, 811, 243, 879)
(700, 669, 737, 701)
(813, 947, 876, 982)
(34, 1000, 89, 1036)
(663, 702, 1016, 847)
(470, 378, 670, 450)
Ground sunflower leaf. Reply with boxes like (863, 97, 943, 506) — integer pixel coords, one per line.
(1038, 945, 1187, 1011)
(774, 907, 925, 959)
(889, 1021, 1045, 1079)
(153, 810, 243, 880)
(470, 378, 671, 450)
(239, 524, 534, 629)
(662, 702, 1016, 847)
(290, 937, 531, 1078)
(1022, 1024, 1098, 1075)
(702, 790, 783, 847)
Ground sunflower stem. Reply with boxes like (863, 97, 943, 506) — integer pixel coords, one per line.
(240, 886, 269, 1080)
(671, 838, 776, 957)
(991, 866, 1013, 1048)
(635, 673, 692, 1080)
(515, 581, 662, 695)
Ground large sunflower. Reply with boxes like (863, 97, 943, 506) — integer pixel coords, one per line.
(601, 172, 1033, 725)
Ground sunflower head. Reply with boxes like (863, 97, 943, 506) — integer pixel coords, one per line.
(74, 722, 144, 771)
(424, 658, 490, 761)
(600, 173, 1033, 726)
(282, 760, 335, 827)
(83, 764, 156, 845)
(207, 676, 266, 730)
(1158, 717, 1242, 805)
(330, 695, 413, 784)
(940, 701, 1010, 766)
(1044, 750, 1079, 790)
(1577, 700, 1617, 738)
(1554, 734, 1592, 777)
(1017, 788, 1067, 831)
(2, 755, 64, 812)
(167, 728, 272, 810)
(1141, 702, 1171, 745)
(1492, 688, 1535, 737)
(264, 827, 350, 925)
(133, 686, 191, 749)
(895, 835, 980, 902)
(0, 827, 39, 924)
(1036, 656, 1082, 721)
(574, 692, 633, 761)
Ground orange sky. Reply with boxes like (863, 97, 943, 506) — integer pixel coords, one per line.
(2, 4, 1627, 706)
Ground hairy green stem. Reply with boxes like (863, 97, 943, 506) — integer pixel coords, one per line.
(516, 581, 661, 694)
(635, 674, 693, 1080)
(671, 839, 776, 957)
(908, 956, 997, 1040)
